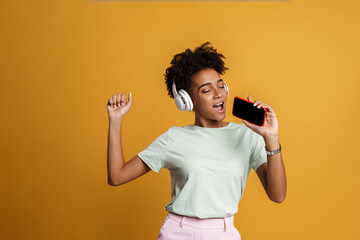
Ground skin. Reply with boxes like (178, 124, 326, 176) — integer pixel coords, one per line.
(188, 68, 229, 128)
(106, 68, 287, 203)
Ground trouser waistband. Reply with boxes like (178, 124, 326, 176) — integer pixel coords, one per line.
(166, 212, 234, 232)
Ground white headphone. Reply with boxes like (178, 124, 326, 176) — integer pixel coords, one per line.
(172, 82, 229, 111)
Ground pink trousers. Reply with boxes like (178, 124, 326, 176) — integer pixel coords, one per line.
(157, 212, 241, 240)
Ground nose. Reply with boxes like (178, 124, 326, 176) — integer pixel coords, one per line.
(213, 87, 222, 98)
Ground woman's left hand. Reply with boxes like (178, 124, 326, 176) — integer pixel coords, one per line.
(241, 95, 279, 139)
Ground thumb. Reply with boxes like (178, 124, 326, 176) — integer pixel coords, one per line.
(120, 91, 133, 114)
(127, 91, 133, 106)
(242, 119, 255, 130)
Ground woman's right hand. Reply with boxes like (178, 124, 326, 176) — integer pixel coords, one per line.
(107, 92, 132, 120)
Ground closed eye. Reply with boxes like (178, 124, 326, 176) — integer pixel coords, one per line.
(202, 86, 224, 94)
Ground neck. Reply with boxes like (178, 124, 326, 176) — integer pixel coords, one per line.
(194, 117, 228, 128)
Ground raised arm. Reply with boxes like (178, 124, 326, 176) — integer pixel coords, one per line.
(241, 94, 287, 203)
(106, 92, 151, 186)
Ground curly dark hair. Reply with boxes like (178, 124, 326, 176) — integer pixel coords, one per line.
(164, 41, 229, 98)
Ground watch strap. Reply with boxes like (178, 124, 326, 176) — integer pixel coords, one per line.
(265, 144, 281, 156)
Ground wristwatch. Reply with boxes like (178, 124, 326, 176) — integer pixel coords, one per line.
(265, 144, 281, 156)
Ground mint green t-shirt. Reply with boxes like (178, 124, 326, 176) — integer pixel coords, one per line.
(137, 122, 267, 219)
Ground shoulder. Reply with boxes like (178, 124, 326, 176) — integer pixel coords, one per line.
(167, 125, 193, 137)
(230, 122, 262, 144)
(228, 121, 245, 129)
(158, 126, 187, 139)
(167, 126, 184, 134)
(227, 122, 250, 134)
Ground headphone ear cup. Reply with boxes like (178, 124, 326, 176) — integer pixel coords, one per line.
(178, 90, 193, 111)
(188, 95, 193, 111)
(173, 82, 185, 111)
(174, 94, 186, 111)
(224, 83, 229, 95)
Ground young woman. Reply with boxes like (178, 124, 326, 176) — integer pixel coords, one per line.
(107, 42, 287, 240)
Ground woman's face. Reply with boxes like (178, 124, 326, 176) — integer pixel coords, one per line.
(189, 68, 228, 125)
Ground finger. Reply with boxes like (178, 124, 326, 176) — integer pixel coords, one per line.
(247, 94, 253, 102)
(242, 119, 254, 126)
(257, 103, 267, 109)
(256, 102, 273, 112)
(115, 93, 121, 107)
(253, 100, 262, 107)
(112, 94, 118, 107)
(108, 97, 113, 106)
(264, 104, 274, 113)
(120, 93, 126, 106)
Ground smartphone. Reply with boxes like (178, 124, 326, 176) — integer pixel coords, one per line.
(232, 96, 266, 127)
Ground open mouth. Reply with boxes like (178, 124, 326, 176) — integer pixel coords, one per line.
(213, 102, 225, 112)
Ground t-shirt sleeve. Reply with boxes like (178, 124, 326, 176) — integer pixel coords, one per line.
(137, 130, 168, 173)
(250, 131, 268, 172)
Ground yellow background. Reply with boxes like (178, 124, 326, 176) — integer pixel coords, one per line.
(1, 0, 359, 239)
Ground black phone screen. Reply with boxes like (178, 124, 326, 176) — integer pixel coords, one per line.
(232, 97, 266, 126)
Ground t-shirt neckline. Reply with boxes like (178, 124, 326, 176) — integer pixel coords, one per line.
(185, 122, 233, 130)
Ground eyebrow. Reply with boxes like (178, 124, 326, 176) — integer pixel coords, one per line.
(198, 79, 224, 91)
